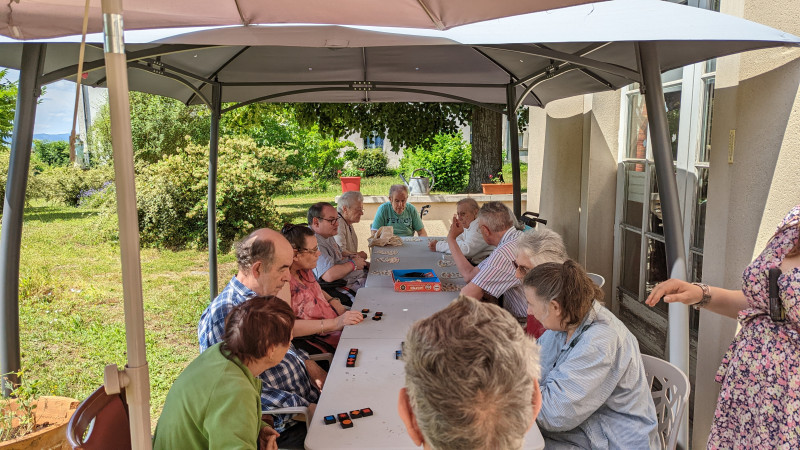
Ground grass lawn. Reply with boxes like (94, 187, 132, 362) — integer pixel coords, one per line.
(9, 165, 526, 429)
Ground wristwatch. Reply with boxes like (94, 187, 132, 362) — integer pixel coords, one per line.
(691, 282, 711, 310)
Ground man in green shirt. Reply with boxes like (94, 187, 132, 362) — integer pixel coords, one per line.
(371, 184, 428, 237)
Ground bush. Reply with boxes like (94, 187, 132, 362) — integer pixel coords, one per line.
(33, 140, 70, 167)
(36, 166, 114, 206)
(398, 133, 471, 193)
(347, 148, 389, 177)
(132, 136, 296, 250)
(0, 147, 53, 205)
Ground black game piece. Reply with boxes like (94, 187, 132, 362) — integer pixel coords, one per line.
(347, 348, 358, 367)
(372, 315, 382, 321)
(340, 418, 354, 429)
(395, 350, 402, 360)
(360, 408, 374, 417)
(362, 313, 367, 319)
(324, 415, 336, 425)
(361, 308, 370, 313)
(337, 412, 349, 422)
(374, 311, 383, 317)
(349, 409, 362, 419)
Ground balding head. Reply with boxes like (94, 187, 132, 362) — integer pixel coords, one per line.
(234, 228, 293, 295)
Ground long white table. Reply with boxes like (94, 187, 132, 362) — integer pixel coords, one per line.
(305, 237, 544, 449)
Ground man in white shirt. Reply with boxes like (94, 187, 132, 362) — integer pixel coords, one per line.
(428, 198, 494, 264)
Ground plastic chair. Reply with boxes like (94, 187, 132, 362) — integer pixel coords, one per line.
(587, 272, 605, 288)
(66, 385, 131, 450)
(261, 352, 332, 428)
(641, 355, 690, 450)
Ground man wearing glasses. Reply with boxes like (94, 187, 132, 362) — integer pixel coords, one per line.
(308, 202, 367, 306)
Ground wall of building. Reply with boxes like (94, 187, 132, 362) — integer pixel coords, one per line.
(692, 0, 800, 445)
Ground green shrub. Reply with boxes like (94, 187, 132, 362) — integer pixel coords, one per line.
(398, 133, 471, 193)
(33, 140, 71, 167)
(348, 148, 389, 177)
(36, 166, 114, 207)
(0, 147, 48, 205)
(133, 136, 296, 250)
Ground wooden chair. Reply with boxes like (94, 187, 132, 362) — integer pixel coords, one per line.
(66, 385, 131, 450)
(641, 355, 690, 450)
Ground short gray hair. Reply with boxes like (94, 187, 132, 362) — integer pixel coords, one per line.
(456, 197, 480, 214)
(337, 190, 364, 212)
(389, 184, 409, 198)
(478, 201, 516, 233)
(404, 295, 540, 450)
(234, 231, 276, 272)
(516, 228, 568, 267)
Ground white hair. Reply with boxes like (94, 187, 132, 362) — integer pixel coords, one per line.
(337, 190, 364, 212)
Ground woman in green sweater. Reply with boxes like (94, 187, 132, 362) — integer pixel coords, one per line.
(153, 296, 295, 450)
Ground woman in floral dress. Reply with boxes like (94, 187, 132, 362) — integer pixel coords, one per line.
(647, 204, 799, 448)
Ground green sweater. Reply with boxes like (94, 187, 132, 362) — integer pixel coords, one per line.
(153, 343, 264, 449)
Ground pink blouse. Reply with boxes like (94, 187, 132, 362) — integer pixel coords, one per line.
(289, 268, 341, 348)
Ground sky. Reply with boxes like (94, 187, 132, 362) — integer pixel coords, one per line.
(3, 69, 108, 135)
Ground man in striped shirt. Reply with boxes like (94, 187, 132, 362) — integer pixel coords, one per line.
(448, 201, 530, 323)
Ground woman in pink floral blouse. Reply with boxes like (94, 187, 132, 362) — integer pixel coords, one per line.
(280, 224, 363, 354)
(647, 204, 799, 448)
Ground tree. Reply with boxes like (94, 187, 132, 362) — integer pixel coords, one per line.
(0, 69, 17, 145)
(293, 102, 512, 193)
(33, 140, 71, 167)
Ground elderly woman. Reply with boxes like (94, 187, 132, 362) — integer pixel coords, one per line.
(335, 190, 368, 260)
(428, 198, 494, 264)
(371, 184, 427, 237)
(153, 296, 293, 450)
(514, 228, 569, 338)
(280, 223, 364, 354)
(523, 261, 659, 449)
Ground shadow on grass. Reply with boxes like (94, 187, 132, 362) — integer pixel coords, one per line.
(23, 206, 96, 223)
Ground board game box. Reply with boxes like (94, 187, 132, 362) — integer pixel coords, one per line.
(391, 269, 442, 292)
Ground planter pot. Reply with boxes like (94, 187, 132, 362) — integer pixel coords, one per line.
(1, 396, 78, 450)
(340, 176, 362, 192)
(481, 183, 513, 195)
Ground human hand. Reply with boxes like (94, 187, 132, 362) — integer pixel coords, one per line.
(305, 360, 327, 390)
(330, 299, 347, 315)
(352, 256, 367, 270)
(337, 310, 364, 329)
(428, 240, 439, 251)
(645, 278, 702, 307)
(357, 251, 368, 260)
(258, 425, 279, 450)
(448, 215, 464, 240)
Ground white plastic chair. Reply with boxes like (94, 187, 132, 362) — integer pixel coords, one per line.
(261, 353, 332, 428)
(641, 354, 690, 450)
(587, 272, 605, 288)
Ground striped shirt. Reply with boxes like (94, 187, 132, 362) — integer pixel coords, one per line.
(197, 276, 320, 432)
(472, 227, 526, 318)
(537, 301, 660, 449)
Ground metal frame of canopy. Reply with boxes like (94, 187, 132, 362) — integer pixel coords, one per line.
(1, 1, 799, 449)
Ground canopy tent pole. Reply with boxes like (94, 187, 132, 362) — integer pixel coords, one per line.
(506, 84, 522, 217)
(208, 83, 221, 301)
(638, 41, 690, 449)
(0, 43, 45, 396)
(100, 0, 151, 447)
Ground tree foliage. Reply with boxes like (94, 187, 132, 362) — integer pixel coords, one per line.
(0, 69, 17, 145)
(399, 134, 472, 192)
(294, 103, 472, 150)
(33, 140, 71, 167)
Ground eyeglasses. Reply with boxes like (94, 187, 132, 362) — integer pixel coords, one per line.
(296, 246, 319, 254)
(319, 217, 339, 224)
(512, 259, 532, 275)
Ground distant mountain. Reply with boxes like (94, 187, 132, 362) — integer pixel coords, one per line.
(33, 133, 70, 142)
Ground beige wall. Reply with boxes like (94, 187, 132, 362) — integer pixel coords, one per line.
(692, 0, 800, 446)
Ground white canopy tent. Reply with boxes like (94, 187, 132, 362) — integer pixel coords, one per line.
(1, 1, 798, 448)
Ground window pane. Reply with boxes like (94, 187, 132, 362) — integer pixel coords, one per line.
(664, 84, 682, 160)
(692, 167, 709, 249)
(626, 92, 648, 159)
(648, 164, 672, 238)
(621, 229, 641, 295)
(705, 58, 717, 74)
(698, 77, 715, 162)
(690, 252, 703, 284)
(645, 238, 669, 314)
(623, 162, 646, 227)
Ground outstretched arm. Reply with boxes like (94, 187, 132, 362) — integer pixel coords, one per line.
(645, 278, 747, 319)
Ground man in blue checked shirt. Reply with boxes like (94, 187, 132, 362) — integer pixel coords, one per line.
(198, 228, 326, 449)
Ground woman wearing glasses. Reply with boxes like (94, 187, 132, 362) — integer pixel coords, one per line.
(280, 223, 364, 355)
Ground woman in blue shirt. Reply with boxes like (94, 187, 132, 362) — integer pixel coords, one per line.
(371, 184, 427, 237)
(522, 260, 659, 449)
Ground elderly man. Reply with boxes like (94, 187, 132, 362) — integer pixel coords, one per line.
(197, 228, 326, 449)
(428, 198, 494, 264)
(448, 201, 527, 322)
(371, 184, 427, 237)
(398, 295, 542, 450)
(335, 190, 368, 260)
(309, 202, 367, 306)
(514, 228, 569, 338)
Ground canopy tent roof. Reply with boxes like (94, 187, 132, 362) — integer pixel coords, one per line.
(0, 0, 797, 112)
(0, 0, 599, 40)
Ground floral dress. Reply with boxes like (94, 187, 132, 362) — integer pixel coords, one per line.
(709, 205, 800, 449)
